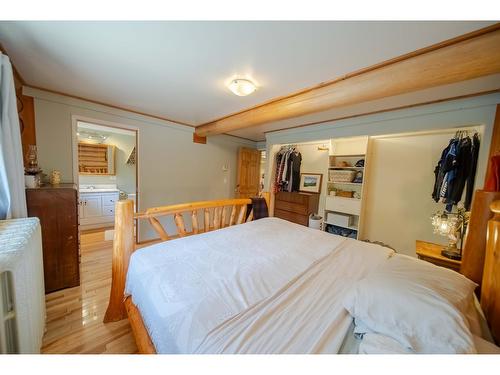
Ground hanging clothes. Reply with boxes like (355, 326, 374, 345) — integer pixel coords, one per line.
(432, 139, 454, 203)
(432, 131, 480, 212)
(290, 151, 302, 192)
(484, 154, 500, 192)
(273, 146, 302, 193)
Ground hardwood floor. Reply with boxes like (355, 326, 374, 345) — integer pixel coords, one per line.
(41, 229, 138, 354)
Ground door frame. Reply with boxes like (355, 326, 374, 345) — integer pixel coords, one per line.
(71, 115, 140, 242)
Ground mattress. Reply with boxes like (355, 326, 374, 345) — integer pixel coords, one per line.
(125, 217, 394, 354)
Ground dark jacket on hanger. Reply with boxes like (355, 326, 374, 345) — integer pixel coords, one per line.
(464, 133, 480, 209)
(432, 133, 480, 211)
(446, 136, 472, 211)
(290, 152, 302, 192)
(485, 154, 500, 192)
(432, 139, 455, 202)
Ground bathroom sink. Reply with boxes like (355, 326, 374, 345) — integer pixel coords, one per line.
(79, 188, 119, 193)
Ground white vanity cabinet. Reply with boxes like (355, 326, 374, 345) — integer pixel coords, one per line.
(79, 191, 119, 229)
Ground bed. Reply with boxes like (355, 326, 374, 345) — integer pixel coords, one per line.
(103, 193, 500, 354)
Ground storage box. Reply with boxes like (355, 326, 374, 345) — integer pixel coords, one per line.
(327, 212, 353, 227)
(335, 190, 354, 198)
(330, 170, 356, 183)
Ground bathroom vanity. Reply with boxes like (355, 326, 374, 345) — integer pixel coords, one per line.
(79, 185, 120, 230)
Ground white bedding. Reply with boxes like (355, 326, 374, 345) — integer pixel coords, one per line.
(125, 217, 394, 353)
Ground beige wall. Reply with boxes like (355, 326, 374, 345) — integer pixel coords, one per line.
(26, 87, 256, 240)
(361, 128, 481, 256)
(79, 132, 136, 194)
(266, 93, 500, 256)
(293, 143, 329, 217)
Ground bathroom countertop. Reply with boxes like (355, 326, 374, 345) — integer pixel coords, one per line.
(79, 184, 119, 193)
(79, 188, 119, 193)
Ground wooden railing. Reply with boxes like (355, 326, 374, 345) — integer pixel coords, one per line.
(137, 198, 256, 241)
(104, 193, 269, 323)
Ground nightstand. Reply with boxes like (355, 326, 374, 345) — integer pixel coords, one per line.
(415, 240, 462, 272)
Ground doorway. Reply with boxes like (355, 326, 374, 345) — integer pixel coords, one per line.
(72, 119, 138, 236)
(236, 147, 261, 198)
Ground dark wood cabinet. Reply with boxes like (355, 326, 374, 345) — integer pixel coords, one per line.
(26, 184, 80, 293)
(274, 192, 320, 226)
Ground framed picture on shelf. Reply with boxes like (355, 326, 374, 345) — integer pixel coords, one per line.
(299, 173, 323, 194)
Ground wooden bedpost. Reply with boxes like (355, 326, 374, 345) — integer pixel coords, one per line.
(104, 199, 135, 323)
(481, 200, 500, 344)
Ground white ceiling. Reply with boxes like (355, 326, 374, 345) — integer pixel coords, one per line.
(0, 21, 497, 141)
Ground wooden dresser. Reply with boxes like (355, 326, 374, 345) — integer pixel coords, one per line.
(274, 191, 320, 226)
(26, 184, 80, 293)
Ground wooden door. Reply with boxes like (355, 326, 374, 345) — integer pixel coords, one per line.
(236, 147, 261, 198)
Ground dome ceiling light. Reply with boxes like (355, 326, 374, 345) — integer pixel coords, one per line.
(227, 78, 257, 97)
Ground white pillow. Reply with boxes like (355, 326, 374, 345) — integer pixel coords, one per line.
(343, 254, 478, 353)
(359, 332, 413, 354)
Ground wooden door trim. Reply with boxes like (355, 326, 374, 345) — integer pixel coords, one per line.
(71, 115, 140, 242)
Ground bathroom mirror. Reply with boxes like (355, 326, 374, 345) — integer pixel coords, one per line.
(78, 142, 116, 175)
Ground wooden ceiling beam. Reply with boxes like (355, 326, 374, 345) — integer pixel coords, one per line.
(195, 27, 500, 137)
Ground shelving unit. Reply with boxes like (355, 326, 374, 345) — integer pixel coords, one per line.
(324, 137, 369, 240)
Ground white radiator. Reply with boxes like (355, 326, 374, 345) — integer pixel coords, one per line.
(0, 218, 45, 353)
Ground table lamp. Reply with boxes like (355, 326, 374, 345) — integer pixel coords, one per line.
(430, 208, 468, 260)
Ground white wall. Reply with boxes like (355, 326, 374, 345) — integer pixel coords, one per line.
(265, 93, 500, 256)
(78, 132, 136, 194)
(26, 87, 256, 240)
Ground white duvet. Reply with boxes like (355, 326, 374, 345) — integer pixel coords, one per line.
(125, 217, 394, 353)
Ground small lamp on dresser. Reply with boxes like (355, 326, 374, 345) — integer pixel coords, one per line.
(430, 207, 469, 261)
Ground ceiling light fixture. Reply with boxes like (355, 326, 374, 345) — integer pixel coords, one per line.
(227, 78, 257, 97)
(77, 130, 108, 143)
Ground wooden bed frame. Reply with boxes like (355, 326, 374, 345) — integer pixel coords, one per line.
(103, 191, 500, 354)
(103, 193, 270, 353)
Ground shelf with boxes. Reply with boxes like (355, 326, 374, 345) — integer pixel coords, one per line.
(324, 137, 369, 240)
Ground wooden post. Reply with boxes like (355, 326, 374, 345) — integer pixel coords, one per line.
(481, 200, 500, 344)
(484, 104, 500, 187)
(461, 191, 500, 289)
(104, 199, 135, 323)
